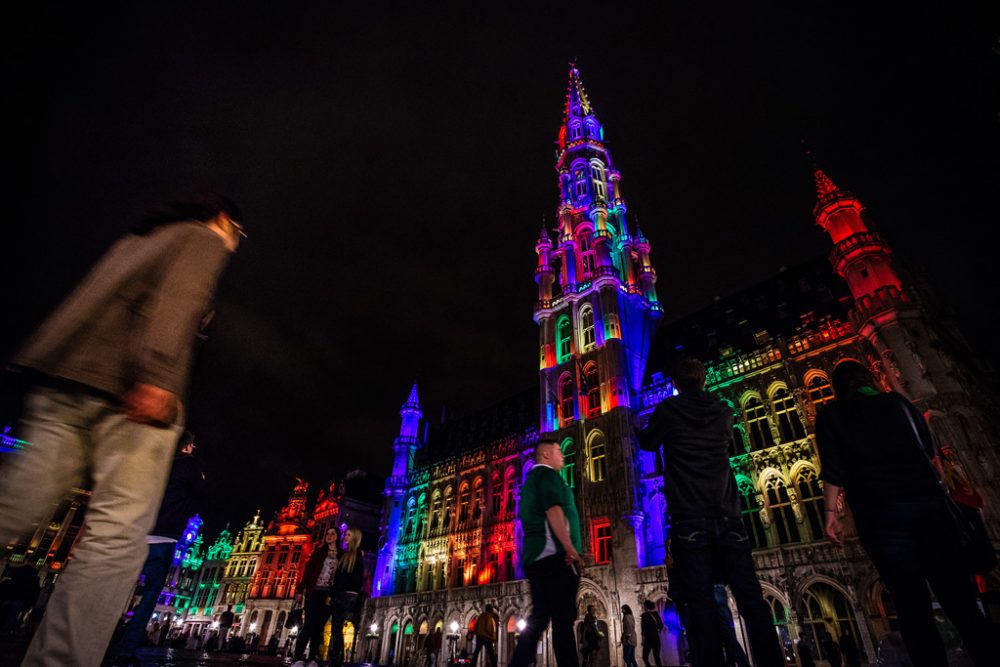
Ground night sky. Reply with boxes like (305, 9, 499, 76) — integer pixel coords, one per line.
(3, 3, 998, 533)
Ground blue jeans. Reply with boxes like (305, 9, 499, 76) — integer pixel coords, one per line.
(118, 542, 176, 654)
(670, 516, 783, 667)
(0, 385, 181, 667)
(622, 643, 638, 667)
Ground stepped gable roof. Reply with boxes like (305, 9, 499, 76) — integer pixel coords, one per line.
(645, 256, 852, 381)
(420, 387, 538, 462)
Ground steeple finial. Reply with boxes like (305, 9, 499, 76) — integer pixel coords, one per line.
(403, 383, 420, 411)
(802, 140, 840, 199)
(564, 62, 594, 121)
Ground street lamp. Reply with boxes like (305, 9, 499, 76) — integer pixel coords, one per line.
(365, 623, 380, 664)
(447, 621, 460, 662)
(516, 619, 526, 633)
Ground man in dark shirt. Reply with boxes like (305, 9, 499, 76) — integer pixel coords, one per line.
(636, 358, 783, 667)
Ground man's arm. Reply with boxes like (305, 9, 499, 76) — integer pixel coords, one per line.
(545, 504, 583, 567)
(823, 481, 844, 545)
(635, 405, 668, 453)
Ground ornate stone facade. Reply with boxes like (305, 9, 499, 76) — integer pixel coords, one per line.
(367, 65, 1000, 667)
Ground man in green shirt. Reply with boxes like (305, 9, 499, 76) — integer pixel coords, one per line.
(510, 438, 583, 667)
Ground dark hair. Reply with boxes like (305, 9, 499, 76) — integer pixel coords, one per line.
(673, 357, 707, 393)
(133, 192, 242, 235)
(622, 605, 633, 616)
(177, 431, 196, 452)
(832, 361, 878, 401)
(485, 604, 494, 612)
(535, 438, 561, 460)
(643, 600, 656, 610)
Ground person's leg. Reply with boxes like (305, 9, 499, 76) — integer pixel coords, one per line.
(329, 598, 347, 666)
(862, 536, 947, 667)
(117, 542, 175, 656)
(511, 557, 559, 667)
(671, 519, 724, 667)
(923, 550, 996, 666)
(548, 559, 581, 667)
(486, 639, 497, 667)
(0, 386, 89, 546)
(472, 638, 484, 667)
(22, 401, 180, 667)
(297, 591, 323, 661)
(650, 641, 662, 667)
(715, 518, 784, 667)
(623, 643, 635, 667)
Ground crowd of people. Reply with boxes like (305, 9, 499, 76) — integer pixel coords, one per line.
(0, 192, 997, 667)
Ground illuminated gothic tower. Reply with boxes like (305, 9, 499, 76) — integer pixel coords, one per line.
(812, 167, 928, 395)
(814, 165, 1000, 531)
(535, 65, 662, 432)
(534, 65, 662, 569)
(374, 384, 422, 596)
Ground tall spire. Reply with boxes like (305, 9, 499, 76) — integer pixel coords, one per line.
(402, 383, 420, 412)
(564, 62, 595, 122)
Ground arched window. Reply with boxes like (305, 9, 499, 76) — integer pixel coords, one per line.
(585, 120, 599, 138)
(763, 475, 800, 545)
(570, 121, 582, 140)
(738, 479, 767, 549)
(744, 397, 774, 450)
(590, 162, 607, 200)
(588, 431, 607, 482)
(580, 233, 596, 277)
(430, 491, 442, 531)
(796, 468, 824, 540)
(574, 169, 587, 199)
(584, 363, 601, 418)
(561, 438, 576, 489)
(559, 373, 576, 427)
(504, 467, 516, 516)
(472, 477, 484, 521)
(771, 387, 805, 442)
(415, 493, 427, 538)
(557, 317, 572, 363)
(491, 472, 502, 516)
(404, 498, 417, 540)
(765, 595, 793, 658)
(580, 306, 596, 351)
(800, 584, 863, 663)
(807, 374, 835, 406)
(458, 483, 470, 525)
(443, 487, 453, 530)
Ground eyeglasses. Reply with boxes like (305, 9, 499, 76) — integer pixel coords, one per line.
(230, 219, 248, 239)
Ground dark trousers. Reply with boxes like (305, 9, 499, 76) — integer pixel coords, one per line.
(328, 592, 359, 667)
(510, 555, 580, 667)
(118, 542, 175, 655)
(641, 642, 661, 667)
(671, 517, 784, 667)
(622, 644, 638, 667)
(473, 637, 497, 667)
(295, 589, 333, 661)
(856, 500, 996, 667)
